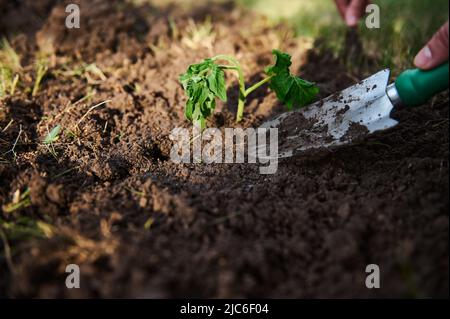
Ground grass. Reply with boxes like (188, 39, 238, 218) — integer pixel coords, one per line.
(0, 216, 54, 273)
(51, 166, 79, 179)
(43, 124, 61, 158)
(39, 98, 110, 159)
(84, 63, 107, 83)
(49, 89, 96, 124)
(44, 124, 61, 144)
(0, 217, 53, 240)
(2, 188, 31, 213)
(238, 0, 449, 75)
(53, 62, 107, 84)
(0, 68, 19, 97)
(181, 17, 215, 50)
(75, 100, 111, 129)
(1, 38, 54, 98)
(0, 38, 21, 98)
(144, 217, 154, 230)
(32, 56, 49, 97)
(2, 124, 23, 161)
(0, 38, 21, 70)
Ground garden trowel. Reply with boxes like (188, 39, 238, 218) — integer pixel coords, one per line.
(259, 62, 449, 158)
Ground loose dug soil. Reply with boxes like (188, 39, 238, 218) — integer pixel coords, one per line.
(0, 0, 448, 298)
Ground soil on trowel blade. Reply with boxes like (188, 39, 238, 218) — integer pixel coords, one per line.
(276, 112, 333, 155)
(0, 0, 448, 298)
(340, 121, 370, 143)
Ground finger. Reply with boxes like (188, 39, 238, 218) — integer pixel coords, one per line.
(414, 21, 449, 70)
(334, 0, 350, 20)
(345, 0, 368, 27)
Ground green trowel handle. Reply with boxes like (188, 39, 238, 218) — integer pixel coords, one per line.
(395, 62, 449, 107)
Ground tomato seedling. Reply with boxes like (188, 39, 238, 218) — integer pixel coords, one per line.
(179, 50, 319, 129)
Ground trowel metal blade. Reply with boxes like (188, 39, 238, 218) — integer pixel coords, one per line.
(258, 69, 398, 158)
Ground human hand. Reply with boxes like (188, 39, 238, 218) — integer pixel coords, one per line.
(414, 21, 449, 70)
(334, 0, 371, 27)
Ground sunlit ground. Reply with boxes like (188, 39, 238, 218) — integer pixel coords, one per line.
(147, 0, 448, 75)
(238, 0, 449, 75)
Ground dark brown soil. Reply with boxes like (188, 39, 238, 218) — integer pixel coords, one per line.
(0, 0, 448, 298)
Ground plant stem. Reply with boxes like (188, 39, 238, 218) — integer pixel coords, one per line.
(236, 94, 245, 123)
(213, 55, 247, 123)
(235, 76, 273, 122)
(218, 65, 239, 70)
(194, 118, 205, 131)
(244, 76, 273, 96)
(212, 55, 240, 66)
(213, 56, 273, 123)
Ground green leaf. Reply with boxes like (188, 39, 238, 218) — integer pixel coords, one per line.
(207, 67, 227, 101)
(179, 59, 227, 128)
(266, 50, 319, 110)
(44, 124, 61, 144)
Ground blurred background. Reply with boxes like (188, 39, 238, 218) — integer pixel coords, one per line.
(237, 0, 449, 74)
(147, 0, 449, 75)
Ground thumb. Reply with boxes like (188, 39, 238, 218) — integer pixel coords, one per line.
(414, 21, 449, 70)
(345, 0, 368, 27)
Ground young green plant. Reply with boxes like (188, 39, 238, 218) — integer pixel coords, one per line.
(179, 50, 319, 129)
